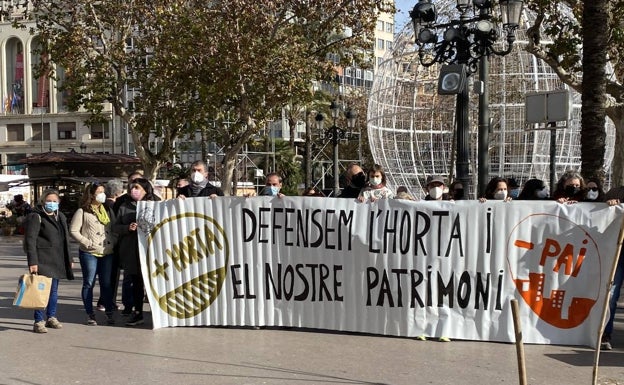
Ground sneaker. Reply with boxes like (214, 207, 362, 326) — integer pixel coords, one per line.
(125, 312, 144, 326)
(121, 307, 133, 317)
(105, 312, 115, 325)
(438, 336, 451, 342)
(601, 334, 613, 351)
(87, 313, 97, 326)
(96, 304, 106, 312)
(33, 320, 48, 333)
(415, 335, 427, 341)
(45, 317, 63, 329)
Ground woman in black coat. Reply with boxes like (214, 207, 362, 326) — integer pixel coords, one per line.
(23, 189, 74, 333)
(113, 178, 159, 327)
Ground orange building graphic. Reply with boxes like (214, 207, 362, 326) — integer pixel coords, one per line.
(514, 272, 595, 328)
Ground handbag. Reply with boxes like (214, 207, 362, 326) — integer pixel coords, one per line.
(13, 273, 52, 310)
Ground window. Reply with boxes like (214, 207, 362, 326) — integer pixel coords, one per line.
(386, 23, 394, 33)
(32, 123, 50, 141)
(345, 67, 352, 77)
(377, 39, 384, 50)
(386, 40, 393, 50)
(377, 20, 384, 31)
(90, 122, 109, 139)
(377, 57, 384, 67)
(57, 122, 76, 140)
(365, 71, 374, 81)
(7, 124, 24, 141)
(356, 69, 362, 79)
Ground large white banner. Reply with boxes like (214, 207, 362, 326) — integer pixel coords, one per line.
(137, 197, 624, 346)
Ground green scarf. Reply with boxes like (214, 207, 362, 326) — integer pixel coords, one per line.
(91, 204, 110, 226)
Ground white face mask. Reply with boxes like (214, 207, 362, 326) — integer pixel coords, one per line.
(95, 192, 107, 204)
(191, 171, 205, 184)
(536, 189, 549, 199)
(429, 186, 443, 200)
(586, 190, 599, 201)
(370, 177, 382, 187)
(494, 190, 507, 200)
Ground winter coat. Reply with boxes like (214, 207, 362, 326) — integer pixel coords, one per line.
(113, 200, 140, 274)
(69, 206, 118, 255)
(23, 207, 74, 280)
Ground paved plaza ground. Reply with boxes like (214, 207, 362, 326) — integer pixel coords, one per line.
(0, 236, 623, 385)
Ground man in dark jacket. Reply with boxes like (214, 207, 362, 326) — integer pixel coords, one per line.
(339, 163, 366, 199)
(177, 160, 224, 198)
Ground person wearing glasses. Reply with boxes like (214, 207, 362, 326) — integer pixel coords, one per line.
(582, 178, 606, 202)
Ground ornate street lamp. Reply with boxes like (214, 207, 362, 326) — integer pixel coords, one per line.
(410, 0, 523, 197)
(315, 101, 357, 197)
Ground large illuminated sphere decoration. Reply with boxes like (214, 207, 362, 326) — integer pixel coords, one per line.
(367, 5, 615, 198)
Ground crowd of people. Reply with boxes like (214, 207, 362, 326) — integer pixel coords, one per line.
(18, 161, 624, 348)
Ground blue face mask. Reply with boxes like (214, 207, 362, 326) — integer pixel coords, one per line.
(44, 202, 59, 212)
(266, 186, 280, 196)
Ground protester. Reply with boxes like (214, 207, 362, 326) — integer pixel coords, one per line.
(582, 178, 606, 202)
(70, 182, 118, 326)
(302, 186, 324, 197)
(423, 176, 451, 201)
(552, 170, 585, 203)
(114, 178, 159, 326)
(479, 177, 512, 202)
(601, 185, 624, 350)
(259, 172, 286, 197)
(96, 179, 124, 312)
(23, 189, 74, 333)
(112, 171, 143, 315)
(448, 180, 465, 200)
(517, 178, 549, 200)
(395, 191, 416, 201)
(358, 164, 394, 201)
(113, 171, 144, 213)
(339, 163, 366, 199)
(507, 177, 521, 199)
(177, 160, 223, 198)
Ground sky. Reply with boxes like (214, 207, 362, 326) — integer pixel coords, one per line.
(394, 0, 414, 30)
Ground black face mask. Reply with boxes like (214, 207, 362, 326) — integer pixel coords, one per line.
(352, 172, 366, 188)
(564, 185, 580, 196)
(453, 189, 464, 200)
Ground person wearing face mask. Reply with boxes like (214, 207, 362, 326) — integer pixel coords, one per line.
(517, 179, 549, 200)
(552, 170, 585, 203)
(70, 182, 119, 326)
(358, 164, 394, 202)
(479, 177, 513, 202)
(24, 189, 75, 333)
(582, 178, 606, 202)
(113, 178, 160, 327)
(423, 176, 451, 201)
(448, 180, 465, 200)
(259, 173, 285, 197)
(177, 160, 223, 199)
(113, 171, 144, 214)
(339, 163, 367, 199)
(507, 178, 521, 200)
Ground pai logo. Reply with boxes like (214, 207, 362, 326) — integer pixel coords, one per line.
(145, 213, 230, 319)
(506, 214, 601, 329)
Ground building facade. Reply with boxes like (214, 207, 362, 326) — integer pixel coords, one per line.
(0, 19, 123, 176)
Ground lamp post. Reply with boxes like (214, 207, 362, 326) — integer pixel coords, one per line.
(410, 0, 523, 197)
(315, 101, 357, 197)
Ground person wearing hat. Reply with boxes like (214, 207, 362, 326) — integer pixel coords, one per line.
(424, 176, 451, 201)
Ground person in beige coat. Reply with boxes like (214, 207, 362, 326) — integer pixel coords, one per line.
(70, 182, 118, 326)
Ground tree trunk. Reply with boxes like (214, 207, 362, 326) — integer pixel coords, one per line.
(580, 0, 609, 182)
(607, 107, 624, 186)
(221, 152, 237, 196)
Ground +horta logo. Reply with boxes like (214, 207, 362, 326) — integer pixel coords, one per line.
(506, 214, 601, 329)
(146, 213, 230, 318)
